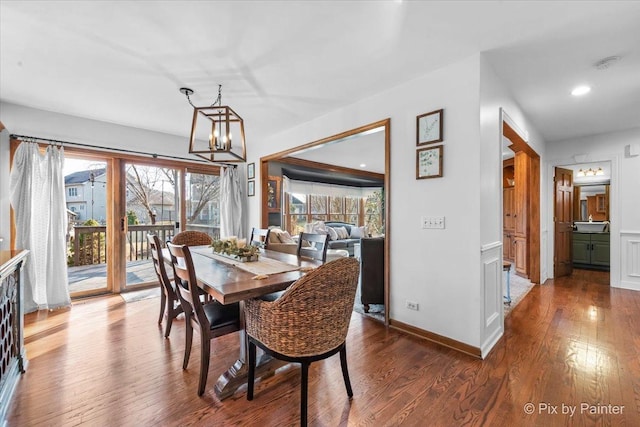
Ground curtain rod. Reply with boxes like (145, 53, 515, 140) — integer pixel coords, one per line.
(9, 134, 237, 168)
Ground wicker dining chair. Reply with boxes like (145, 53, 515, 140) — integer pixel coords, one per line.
(166, 243, 241, 396)
(296, 232, 330, 263)
(245, 256, 360, 426)
(147, 233, 183, 338)
(171, 230, 212, 246)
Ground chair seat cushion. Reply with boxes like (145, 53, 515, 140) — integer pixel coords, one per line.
(203, 301, 240, 330)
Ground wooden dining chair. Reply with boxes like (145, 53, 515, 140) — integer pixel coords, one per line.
(147, 233, 183, 338)
(245, 257, 360, 426)
(166, 242, 241, 396)
(296, 232, 330, 263)
(249, 227, 271, 248)
(171, 230, 212, 246)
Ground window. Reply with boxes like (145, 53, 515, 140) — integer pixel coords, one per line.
(282, 179, 383, 236)
(68, 187, 78, 197)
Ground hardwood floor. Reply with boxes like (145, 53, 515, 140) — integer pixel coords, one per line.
(8, 269, 640, 426)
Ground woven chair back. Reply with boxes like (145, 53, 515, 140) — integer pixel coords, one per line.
(172, 230, 212, 246)
(245, 256, 359, 357)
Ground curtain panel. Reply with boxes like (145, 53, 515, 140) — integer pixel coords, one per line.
(10, 142, 71, 312)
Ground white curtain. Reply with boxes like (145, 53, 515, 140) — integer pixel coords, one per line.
(219, 166, 244, 239)
(10, 142, 71, 312)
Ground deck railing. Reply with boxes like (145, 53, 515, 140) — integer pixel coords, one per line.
(69, 224, 220, 266)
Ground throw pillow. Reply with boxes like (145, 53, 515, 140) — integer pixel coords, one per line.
(327, 226, 338, 241)
(268, 228, 283, 243)
(349, 225, 368, 238)
(336, 226, 349, 240)
(279, 231, 296, 244)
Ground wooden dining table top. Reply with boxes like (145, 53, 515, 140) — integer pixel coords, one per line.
(164, 247, 322, 305)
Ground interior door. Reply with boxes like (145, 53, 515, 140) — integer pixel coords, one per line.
(554, 167, 573, 277)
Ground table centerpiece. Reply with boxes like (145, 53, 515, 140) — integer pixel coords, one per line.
(211, 237, 260, 262)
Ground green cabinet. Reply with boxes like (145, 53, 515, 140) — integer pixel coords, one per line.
(572, 232, 610, 270)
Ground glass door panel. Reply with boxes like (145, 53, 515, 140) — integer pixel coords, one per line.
(64, 157, 109, 297)
(124, 163, 179, 289)
(185, 170, 220, 239)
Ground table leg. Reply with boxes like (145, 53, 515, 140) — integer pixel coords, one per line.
(214, 301, 285, 400)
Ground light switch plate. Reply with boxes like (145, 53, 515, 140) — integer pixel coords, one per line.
(421, 216, 445, 229)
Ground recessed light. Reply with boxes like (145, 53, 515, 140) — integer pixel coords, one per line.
(360, 163, 367, 168)
(571, 85, 591, 96)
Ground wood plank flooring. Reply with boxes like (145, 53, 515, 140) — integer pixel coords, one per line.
(7, 269, 640, 426)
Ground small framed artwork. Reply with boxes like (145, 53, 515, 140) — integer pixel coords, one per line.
(248, 180, 255, 197)
(247, 162, 255, 180)
(267, 176, 281, 211)
(416, 145, 443, 179)
(416, 108, 443, 146)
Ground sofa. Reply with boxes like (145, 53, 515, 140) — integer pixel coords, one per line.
(266, 225, 353, 260)
(322, 222, 364, 256)
(269, 222, 365, 257)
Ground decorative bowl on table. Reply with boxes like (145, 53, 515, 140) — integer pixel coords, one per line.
(211, 238, 260, 262)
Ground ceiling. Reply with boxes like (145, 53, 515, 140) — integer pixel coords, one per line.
(2, 1, 639, 160)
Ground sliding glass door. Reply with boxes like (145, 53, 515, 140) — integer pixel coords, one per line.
(64, 156, 110, 298)
(123, 162, 180, 290)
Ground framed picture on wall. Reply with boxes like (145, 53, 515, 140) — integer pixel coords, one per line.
(416, 109, 443, 146)
(247, 162, 255, 180)
(248, 180, 255, 197)
(267, 176, 281, 211)
(416, 145, 443, 179)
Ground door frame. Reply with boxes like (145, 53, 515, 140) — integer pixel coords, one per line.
(546, 157, 619, 286)
(500, 112, 541, 284)
(259, 118, 391, 326)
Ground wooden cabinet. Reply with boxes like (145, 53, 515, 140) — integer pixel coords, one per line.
(503, 232, 515, 261)
(573, 232, 610, 270)
(596, 194, 606, 213)
(514, 236, 527, 275)
(514, 152, 529, 237)
(503, 187, 515, 232)
(513, 152, 529, 276)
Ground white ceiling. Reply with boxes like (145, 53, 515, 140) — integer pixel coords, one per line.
(2, 1, 639, 164)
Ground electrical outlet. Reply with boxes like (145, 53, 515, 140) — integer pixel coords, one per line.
(421, 216, 445, 229)
(406, 300, 419, 311)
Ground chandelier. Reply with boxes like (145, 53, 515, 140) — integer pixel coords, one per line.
(180, 85, 246, 163)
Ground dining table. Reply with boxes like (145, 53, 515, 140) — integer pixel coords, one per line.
(164, 246, 322, 400)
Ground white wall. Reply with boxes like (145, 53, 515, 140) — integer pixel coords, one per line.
(545, 128, 640, 290)
(1, 102, 190, 159)
(247, 55, 486, 349)
(478, 56, 548, 355)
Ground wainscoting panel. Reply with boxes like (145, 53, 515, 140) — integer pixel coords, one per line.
(480, 242, 503, 358)
(540, 229, 548, 283)
(621, 231, 640, 290)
